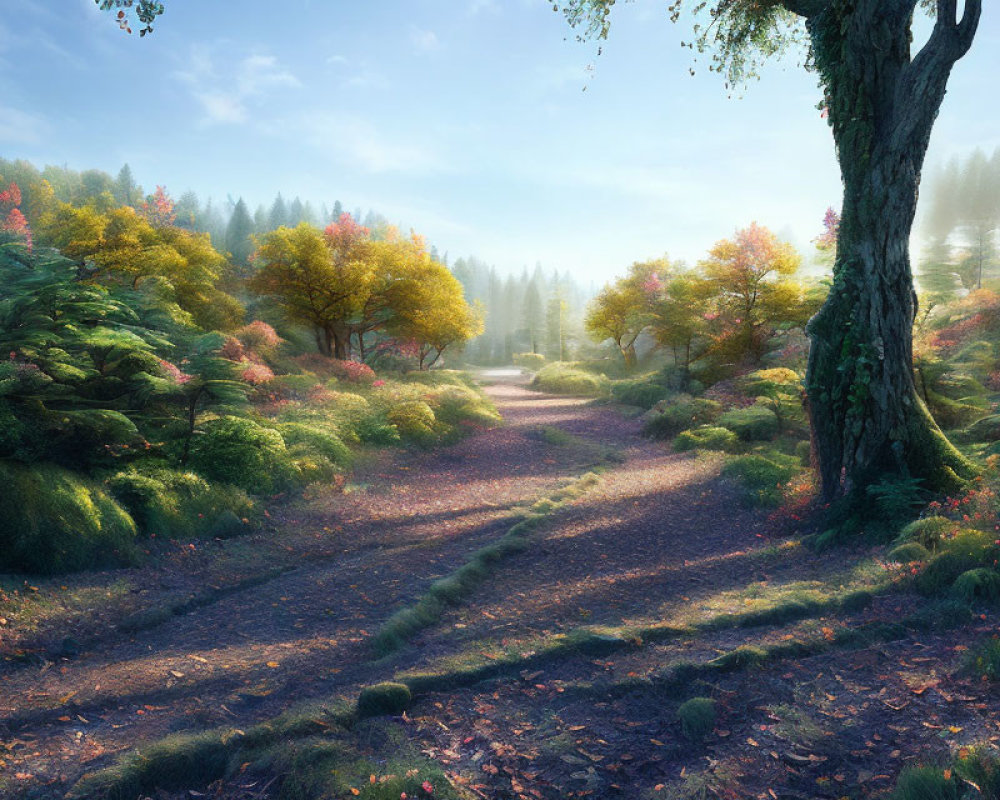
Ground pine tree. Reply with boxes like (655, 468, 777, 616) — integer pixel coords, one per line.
(268, 193, 288, 231)
(225, 198, 255, 267)
(113, 164, 142, 207)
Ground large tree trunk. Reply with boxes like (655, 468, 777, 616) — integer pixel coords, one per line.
(803, 0, 980, 502)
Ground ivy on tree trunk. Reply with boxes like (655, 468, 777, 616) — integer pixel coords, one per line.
(803, 0, 981, 501)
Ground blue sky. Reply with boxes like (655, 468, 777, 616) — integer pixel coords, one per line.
(1, 1, 997, 283)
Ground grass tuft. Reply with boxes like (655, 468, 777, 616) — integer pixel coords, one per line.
(676, 697, 716, 741)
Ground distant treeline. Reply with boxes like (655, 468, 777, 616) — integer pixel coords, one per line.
(920, 148, 1000, 303)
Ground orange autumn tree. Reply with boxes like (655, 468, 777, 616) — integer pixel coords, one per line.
(699, 223, 810, 367)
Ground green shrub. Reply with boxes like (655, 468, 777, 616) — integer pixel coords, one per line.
(611, 379, 668, 410)
(890, 749, 1000, 800)
(0, 462, 138, 574)
(108, 467, 255, 540)
(953, 568, 1000, 604)
(895, 516, 959, 551)
(928, 389, 987, 430)
(512, 352, 546, 369)
(530, 364, 608, 396)
(208, 510, 246, 539)
(643, 397, 722, 440)
(673, 426, 739, 453)
(356, 416, 401, 445)
(718, 406, 779, 441)
(953, 749, 1000, 798)
(888, 542, 931, 563)
(187, 416, 295, 494)
(966, 414, 1000, 442)
(276, 422, 352, 468)
(867, 477, 927, 524)
(357, 683, 412, 719)
(289, 452, 338, 484)
(794, 440, 812, 466)
(676, 697, 717, 740)
(268, 373, 322, 401)
(915, 530, 1000, 596)
(387, 401, 437, 444)
(968, 637, 1000, 681)
(722, 455, 798, 507)
(890, 764, 963, 800)
(428, 385, 500, 427)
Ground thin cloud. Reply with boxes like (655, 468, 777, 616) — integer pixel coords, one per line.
(298, 114, 446, 175)
(0, 105, 48, 145)
(410, 27, 440, 54)
(175, 46, 300, 126)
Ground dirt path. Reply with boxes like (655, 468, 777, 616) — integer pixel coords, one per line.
(6, 371, 977, 800)
(0, 370, 692, 798)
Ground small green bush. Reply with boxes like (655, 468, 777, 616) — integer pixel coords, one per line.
(642, 397, 722, 440)
(676, 697, 717, 740)
(928, 389, 987, 430)
(108, 467, 256, 540)
(721, 455, 797, 507)
(890, 764, 963, 800)
(276, 422, 352, 468)
(428, 385, 500, 427)
(268, 373, 322, 401)
(357, 683, 412, 718)
(0, 462, 138, 574)
(356, 416, 401, 445)
(794, 440, 812, 466)
(718, 406, 779, 441)
(208, 510, 246, 539)
(890, 749, 1000, 800)
(895, 516, 959, 551)
(512, 352, 546, 369)
(966, 414, 1000, 442)
(387, 401, 437, 444)
(888, 542, 931, 563)
(915, 530, 1000, 596)
(187, 416, 295, 494)
(953, 568, 1000, 604)
(673, 426, 739, 453)
(611, 379, 668, 410)
(530, 364, 608, 396)
(968, 638, 1000, 681)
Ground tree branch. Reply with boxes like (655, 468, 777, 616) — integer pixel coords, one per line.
(918, 0, 982, 63)
(892, 0, 980, 151)
(780, 0, 831, 17)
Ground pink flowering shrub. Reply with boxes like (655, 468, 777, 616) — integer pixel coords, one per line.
(220, 336, 246, 362)
(240, 362, 275, 385)
(236, 321, 282, 359)
(329, 359, 376, 384)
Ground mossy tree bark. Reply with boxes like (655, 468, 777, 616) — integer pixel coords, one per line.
(802, 0, 981, 501)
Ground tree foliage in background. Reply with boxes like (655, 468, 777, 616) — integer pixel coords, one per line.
(558, 0, 983, 505)
(585, 259, 666, 369)
(700, 222, 807, 366)
(252, 217, 481, 367)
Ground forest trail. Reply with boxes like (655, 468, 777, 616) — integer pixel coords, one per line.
(4, 372, 991, 800)
(1, 368, 752, 797)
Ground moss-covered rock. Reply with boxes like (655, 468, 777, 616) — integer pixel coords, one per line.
(718, 406, 779, 441)
(642, 397, 722, 441)
(673, 426, 739, 453)
(357, 683, 412, 719)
